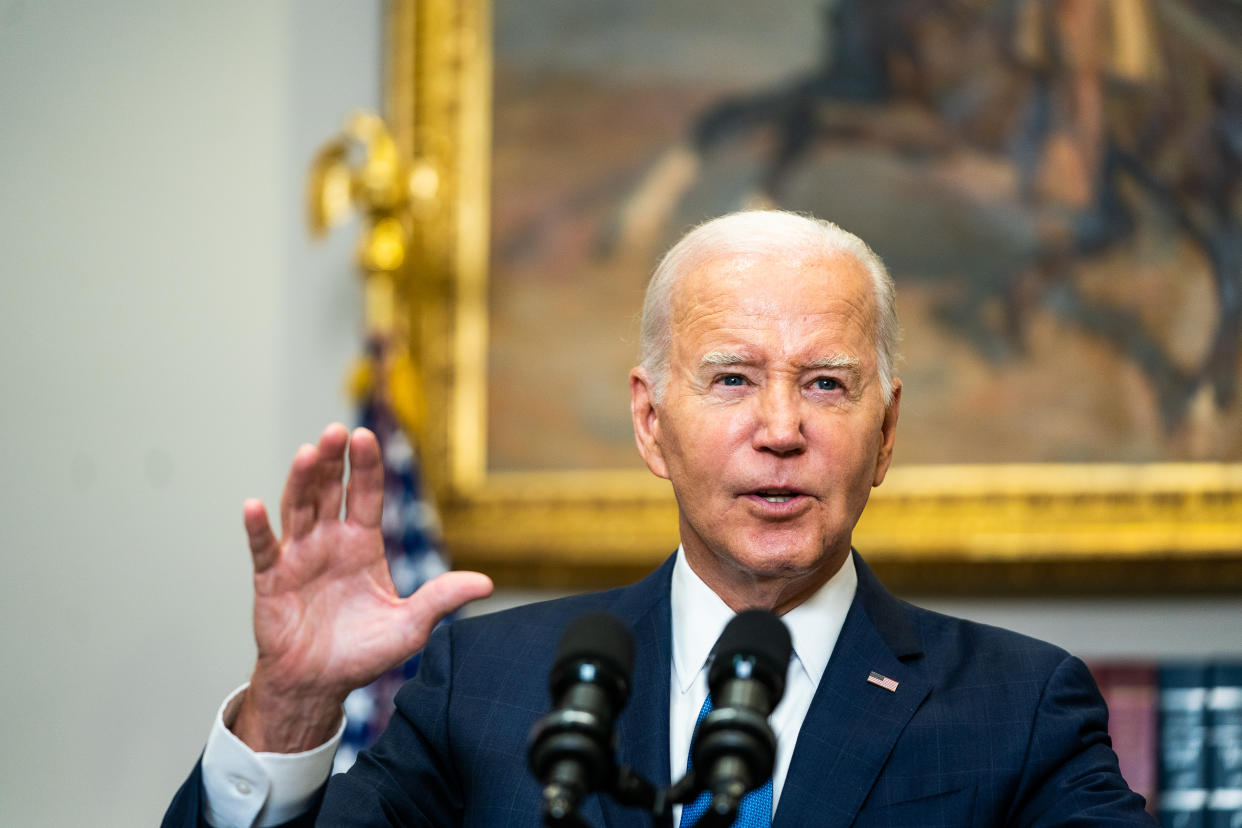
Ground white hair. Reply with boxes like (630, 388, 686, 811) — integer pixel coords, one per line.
(639, 210, 901, 405)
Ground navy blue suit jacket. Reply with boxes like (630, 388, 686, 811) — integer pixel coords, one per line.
(165, 552, 1154, 826)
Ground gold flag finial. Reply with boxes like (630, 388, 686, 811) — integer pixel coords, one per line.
(307, 111, 428, 436)
(307, 111, 412, 262)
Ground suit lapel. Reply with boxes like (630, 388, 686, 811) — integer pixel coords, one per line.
(582, 552, 928, 828)
(773, 553, 931, 828)
(598, 556, 675, 828)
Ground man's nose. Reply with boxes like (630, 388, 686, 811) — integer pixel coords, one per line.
(752, 386, 807, 455)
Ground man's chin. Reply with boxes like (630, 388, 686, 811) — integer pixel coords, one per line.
(723, 543, 831, 580)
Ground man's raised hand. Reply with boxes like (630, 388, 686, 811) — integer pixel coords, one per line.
(231, 424, 493, 753)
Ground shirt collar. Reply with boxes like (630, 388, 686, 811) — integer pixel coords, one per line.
(671, 546, 738, 694)
(670, 546, 858, 694)
(780, 550, 856, 687)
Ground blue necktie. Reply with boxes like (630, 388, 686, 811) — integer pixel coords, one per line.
(679, 694, 773, 828)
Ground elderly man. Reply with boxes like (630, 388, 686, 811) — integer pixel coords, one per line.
(165, 211, 1153, 827)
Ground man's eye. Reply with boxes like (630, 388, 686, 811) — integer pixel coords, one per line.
(719, 374, 746, 387)
(814, 377, 841, 391)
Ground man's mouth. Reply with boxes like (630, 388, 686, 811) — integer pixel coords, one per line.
(752, 488, 802, 503)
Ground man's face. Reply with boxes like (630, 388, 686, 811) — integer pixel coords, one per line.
(630, 250, 900, 609)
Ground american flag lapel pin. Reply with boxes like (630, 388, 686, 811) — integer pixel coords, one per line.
(867, 670, 900, 692)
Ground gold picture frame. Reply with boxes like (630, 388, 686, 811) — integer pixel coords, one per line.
(385, 0, 1242, 593)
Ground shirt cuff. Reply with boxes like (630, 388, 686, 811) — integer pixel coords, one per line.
(200, 683, 345, 828)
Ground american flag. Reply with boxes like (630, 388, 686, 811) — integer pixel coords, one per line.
(333, 336, 450, 774)
(867, 671, 900, 693)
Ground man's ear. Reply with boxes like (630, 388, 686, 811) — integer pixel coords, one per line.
(872, 379, 901, 487)
(630, 366, 669, 480)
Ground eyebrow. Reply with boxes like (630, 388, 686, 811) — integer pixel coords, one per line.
(699, 351, 749, 368)
(698, 351, 863, 379)
(804, 355, 861, 376)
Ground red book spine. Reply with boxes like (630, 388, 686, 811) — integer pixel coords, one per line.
(1089, 661, 1159, 813)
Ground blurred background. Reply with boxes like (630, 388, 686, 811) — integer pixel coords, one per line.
(0, 2, 1238, 825)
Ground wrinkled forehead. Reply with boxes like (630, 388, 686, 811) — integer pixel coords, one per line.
(669, 249, 875, 326)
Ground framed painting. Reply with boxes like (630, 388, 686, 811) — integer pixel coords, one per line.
(385, 0, 1242, 592)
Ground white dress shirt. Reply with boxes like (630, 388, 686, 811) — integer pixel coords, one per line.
(202, 684, 345, 828)
(668, 547, 857, 822)
(201, 548, 857, 827)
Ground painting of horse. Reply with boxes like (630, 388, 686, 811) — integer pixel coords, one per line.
(487, 0, 1242, 470)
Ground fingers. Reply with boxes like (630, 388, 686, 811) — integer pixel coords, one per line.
(279, 443, 321, 540)
(277, 424, 350, 540)
(344, 427, 385, 529)
(243, 499, 280, 573)
(401, 571, 494, 642)
(315, 424, 350, 523)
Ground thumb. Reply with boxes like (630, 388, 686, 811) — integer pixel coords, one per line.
(400, 571, 495, 643)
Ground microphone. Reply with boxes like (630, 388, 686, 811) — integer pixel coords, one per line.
(690, 609, 792, 826)
(528, 612, 636, 825)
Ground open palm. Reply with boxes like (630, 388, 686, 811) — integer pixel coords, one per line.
(232, 424, 492, 753)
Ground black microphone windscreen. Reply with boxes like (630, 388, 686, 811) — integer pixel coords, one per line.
(708, 609, 792, 697)
(553, 611, 636, 683)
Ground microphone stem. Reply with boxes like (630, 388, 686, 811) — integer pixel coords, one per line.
(689, 794, 741, 828)
(542, 785, 593, 828)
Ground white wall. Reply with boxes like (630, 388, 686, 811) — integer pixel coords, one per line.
(0, 2, 380, 824)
